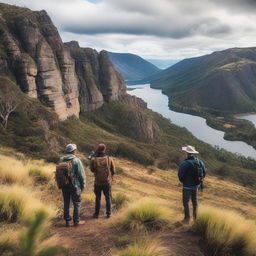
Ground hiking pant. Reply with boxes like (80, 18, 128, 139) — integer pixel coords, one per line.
(94, 184, 112, 216)
(182, 188, 198, 220)
(62, 185, 81, 222)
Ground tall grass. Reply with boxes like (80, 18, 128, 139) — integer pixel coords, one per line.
(0, 154, 29, 184)
(0, 154, 54, 184)
(194, 205, 256, 256)
(121, 199, 172, 231)
(0, 185, 55, 223)
(28, 166, 53, 183)
(119, 241, 169, 256)
(112, 193, 129, 209)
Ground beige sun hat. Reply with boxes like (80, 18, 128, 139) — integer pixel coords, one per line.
(66, 144, 77, 153)
(182, 145, 199, 154)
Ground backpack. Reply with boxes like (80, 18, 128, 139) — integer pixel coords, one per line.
(93, 156, 111, 185)
(55, 160, 74, 189)
(186, 158, 204, 185)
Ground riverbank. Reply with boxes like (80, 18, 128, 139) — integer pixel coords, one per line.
(127, 84, 256, 158)
(168, 99, 256, 151)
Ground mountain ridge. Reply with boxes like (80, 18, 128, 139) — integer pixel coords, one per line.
(147, 47, 256, 114)
(107, 51, 160, 81)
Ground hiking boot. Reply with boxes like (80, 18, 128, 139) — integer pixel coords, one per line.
(93, 214, 99, 219)
(73, 220, 85, 226)
(105, 214, 112, 219)
(181, 218, 190, 224)
(65, 220, 71, 227)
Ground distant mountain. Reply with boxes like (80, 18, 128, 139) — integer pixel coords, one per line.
(146, 59, 180, 69)
(147, 47, 256, 114)
(107, 52, 160, 81)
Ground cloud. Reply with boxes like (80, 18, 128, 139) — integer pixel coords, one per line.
(1, 0, 256, 59)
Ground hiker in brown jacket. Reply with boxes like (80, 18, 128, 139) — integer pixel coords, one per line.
(90, 143, 115, 218)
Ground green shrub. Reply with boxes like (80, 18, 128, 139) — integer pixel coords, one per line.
(112, 193, 129, 209)
(119, 241, 168, 256)
(29, 168, 49, 183)
(121, 200, 171, 231)
(194, 205, 256, 256)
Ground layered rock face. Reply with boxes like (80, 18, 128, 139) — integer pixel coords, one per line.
(0, 4, 126, 120)
(66, 41, 126, 111)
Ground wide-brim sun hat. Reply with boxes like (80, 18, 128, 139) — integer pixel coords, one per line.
(66, 144, 77, 153)
(182, 145, 199, 154)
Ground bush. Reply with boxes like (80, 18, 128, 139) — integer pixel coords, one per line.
(121, 199, 171, 231)
(28, 167, 52, 183)
(119, 241, 168, 256)
(194, 205, 256, 256)
(112, 193, 129, 209)
(0, 185, 55, 223)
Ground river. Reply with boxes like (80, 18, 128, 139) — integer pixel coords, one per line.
(127, 84, 256, 158)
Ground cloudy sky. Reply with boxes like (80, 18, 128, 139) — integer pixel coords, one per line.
(1, 0, 256, 59)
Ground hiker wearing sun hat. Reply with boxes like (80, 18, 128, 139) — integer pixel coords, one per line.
(57, 144, 86, 227)
(178, 145, 206, 223)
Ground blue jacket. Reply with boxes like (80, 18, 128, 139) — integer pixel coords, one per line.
(178, 156, 206, 190)
(60, 154, 86, 189)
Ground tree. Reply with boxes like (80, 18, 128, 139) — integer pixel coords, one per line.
(0, 78, 21, 129)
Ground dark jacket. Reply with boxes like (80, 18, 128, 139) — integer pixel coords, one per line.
(90, 152, 115, 185)
(60, 154, 86, 189)
(178, 156, 206, 190)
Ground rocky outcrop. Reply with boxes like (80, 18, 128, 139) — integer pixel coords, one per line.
(0, 3, 126, 120)
(66, 41, 126, 111)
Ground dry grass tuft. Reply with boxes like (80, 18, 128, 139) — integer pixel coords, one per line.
(118, 240, 170, 256)
(194, 205, 256, 256)
(0, 155, 29, 184)
(120, 199, 172, 231)
(0, 185, 56, 223)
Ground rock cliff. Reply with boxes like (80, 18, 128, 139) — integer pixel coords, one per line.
(0, 3, 126, 120)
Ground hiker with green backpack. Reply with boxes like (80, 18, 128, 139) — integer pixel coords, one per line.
(90, 144, 115, 219)
(56, 144, 86, 227)
(178, 145, 206, 223)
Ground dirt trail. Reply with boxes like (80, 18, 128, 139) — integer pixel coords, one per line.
(53, 202, 205, 256)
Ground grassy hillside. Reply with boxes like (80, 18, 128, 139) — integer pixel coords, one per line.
(108, 52, 160, 81)
(148, 47, 256, 114)
(1, 147, 256, 256)
(1, 77, 256, 188)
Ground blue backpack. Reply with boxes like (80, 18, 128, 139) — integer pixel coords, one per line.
(186, 158, 204, 185)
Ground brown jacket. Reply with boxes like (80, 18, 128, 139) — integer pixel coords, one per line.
(90, 154, 115, 185)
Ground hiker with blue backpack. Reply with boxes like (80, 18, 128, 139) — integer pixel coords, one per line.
(55, 144, 86, 227)
(178, 145, 206, 223)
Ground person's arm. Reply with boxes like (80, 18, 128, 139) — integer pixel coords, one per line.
(76, 158, 86, 190)
(109, 157, 115, 177)
(200, 160, 206, 178)
(90, 158, 96, 173)
(178, 162, 186, 183)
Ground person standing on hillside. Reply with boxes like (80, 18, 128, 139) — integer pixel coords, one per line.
(178, 145, 206, 223)
(58, 144, 86, 227)
(90, 143, 115, 219)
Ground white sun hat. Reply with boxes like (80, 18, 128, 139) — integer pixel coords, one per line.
(182, 145, 199, 154)
(66, 144, 77, 153)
